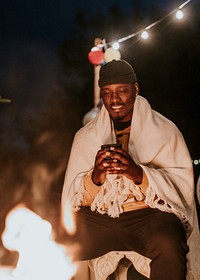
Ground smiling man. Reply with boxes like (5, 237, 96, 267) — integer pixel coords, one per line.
(62, 60, 199, 279)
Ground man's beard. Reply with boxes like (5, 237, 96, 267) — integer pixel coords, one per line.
(112, 112, 124, 122)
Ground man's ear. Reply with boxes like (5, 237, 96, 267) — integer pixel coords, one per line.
(134, 82, 139, 96)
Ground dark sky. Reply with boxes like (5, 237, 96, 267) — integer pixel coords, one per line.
(1, 0, 185, 45)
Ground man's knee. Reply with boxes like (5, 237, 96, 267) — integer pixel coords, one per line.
(149, 212, 188, 257)
(153, 212, 186, 237)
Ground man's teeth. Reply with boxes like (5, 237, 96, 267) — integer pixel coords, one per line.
(112, 105, 123, 109)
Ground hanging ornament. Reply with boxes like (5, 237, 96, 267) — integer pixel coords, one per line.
(104, 48, 121, 63)
(88, 48, 104, 65)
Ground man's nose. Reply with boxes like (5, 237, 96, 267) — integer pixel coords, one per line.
(110, 90, 120, 100)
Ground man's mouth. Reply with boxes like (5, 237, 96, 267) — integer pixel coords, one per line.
(111, 104, 123, 110)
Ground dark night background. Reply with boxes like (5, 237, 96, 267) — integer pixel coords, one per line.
(0, 0, 199, 268)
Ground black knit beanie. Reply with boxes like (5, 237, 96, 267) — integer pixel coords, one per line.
(98, 59, 137, 87)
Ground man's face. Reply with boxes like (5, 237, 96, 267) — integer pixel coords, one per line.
(100, 83, 138, 122)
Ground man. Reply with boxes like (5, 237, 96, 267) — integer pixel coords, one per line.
(62, 60, 199, 279)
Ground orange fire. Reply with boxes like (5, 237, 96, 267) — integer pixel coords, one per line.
(0, 205, 76, 280)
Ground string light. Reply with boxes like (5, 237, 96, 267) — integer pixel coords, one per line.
(91, 0, 192, 50)
(88, 0, 193, 65)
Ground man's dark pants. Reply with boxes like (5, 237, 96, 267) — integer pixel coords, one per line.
(72, 207, 188, 280)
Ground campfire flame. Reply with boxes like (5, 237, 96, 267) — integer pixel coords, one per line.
(62, 203, 76, 236)
(1, 205, 76, 280)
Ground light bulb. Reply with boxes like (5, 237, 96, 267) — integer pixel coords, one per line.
(176, 10, 184, 20)
(194, 159, 199, 165)
(112, 42, 120, 50)
(91, 46, 99, 52)
(141, 31, 149, 40)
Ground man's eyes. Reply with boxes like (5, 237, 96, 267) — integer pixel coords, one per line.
(102, 88, 129, 95)
(101, 91, 110, 95)
(118, 88, 129, 93)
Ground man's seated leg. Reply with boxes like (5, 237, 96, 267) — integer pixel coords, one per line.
(142, 210, 188, 280)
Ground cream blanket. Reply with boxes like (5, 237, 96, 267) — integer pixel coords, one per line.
(62, 95, 200, 279)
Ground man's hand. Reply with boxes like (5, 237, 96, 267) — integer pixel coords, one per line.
(92, 146, 143, 186)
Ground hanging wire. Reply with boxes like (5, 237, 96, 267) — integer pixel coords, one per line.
(96, 0, 192, 47)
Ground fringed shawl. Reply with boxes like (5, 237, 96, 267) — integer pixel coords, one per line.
(62, 95, 200, 279)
